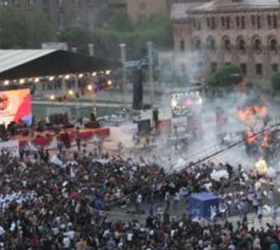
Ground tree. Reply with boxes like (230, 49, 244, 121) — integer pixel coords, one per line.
(26, 8, 56, 48)
(271, 72, 280, 91)
(58, 27, 92, 54)
(109, 10, 133, 32)
(0, 6, 55, 49)
(208, 63, 242, 88)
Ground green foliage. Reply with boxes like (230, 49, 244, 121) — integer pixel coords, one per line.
(109, 10, 133, 32)
(271, 72, 280, 91)
(0, 6, 55, 48)
(58, 27, 92, 54)
(26, 8, 56, 48)
(208, 63, 242, 88)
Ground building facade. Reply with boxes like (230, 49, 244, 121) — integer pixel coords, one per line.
(126, 0, 208, 23)
(0, 0, 126, 30)
(171, 0, 280, 83)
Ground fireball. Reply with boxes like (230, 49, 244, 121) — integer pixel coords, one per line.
(255, 158, 268, 175)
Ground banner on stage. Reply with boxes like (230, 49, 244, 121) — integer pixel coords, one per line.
(0, 140, 19, 157)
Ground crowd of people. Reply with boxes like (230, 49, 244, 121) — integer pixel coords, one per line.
(0, 132, 279, 250)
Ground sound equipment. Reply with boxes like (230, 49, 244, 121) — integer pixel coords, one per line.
(133, 68, 143, 110)
(136, 119, 151, 134)
(85, 121, 100, 129)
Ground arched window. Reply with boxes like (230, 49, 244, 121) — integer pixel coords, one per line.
(238, 39, 246, 52)
(223, 38, 231, 51)
(269, 38, 277, 52)
(254, 38, 262, 52)
(207, 37, 216, 51)
(193, 38, 201, 50)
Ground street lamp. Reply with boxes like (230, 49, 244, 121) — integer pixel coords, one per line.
(88, 43, 94, 57)
(120, 43, 127, 106)
(147, 41, 154, 106)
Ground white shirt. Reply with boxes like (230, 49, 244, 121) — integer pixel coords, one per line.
(63, 236, 71, 248)
(137, 194, 142, 204)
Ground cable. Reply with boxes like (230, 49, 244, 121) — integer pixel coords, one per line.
(105, 122, 279, 208)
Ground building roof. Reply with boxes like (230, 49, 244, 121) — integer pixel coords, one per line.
(0, 49, 121, 80)
(0, 49, 56, 75)
(193, 0, 280, 12)
(171, 0, 280, 18)
(171, 3, 203, 19)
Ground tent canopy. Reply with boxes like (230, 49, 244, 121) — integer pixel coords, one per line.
(0, 49, 121, 80)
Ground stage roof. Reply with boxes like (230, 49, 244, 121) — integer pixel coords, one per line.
(0, 49, 121, 80)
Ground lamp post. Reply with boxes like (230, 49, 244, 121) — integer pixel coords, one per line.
(0, 28, 2, 49)
(74, 74, 80, 118)
(88, 43, 94, 57)
(147, 41, 154, 106)
(120, 43, 127, 106)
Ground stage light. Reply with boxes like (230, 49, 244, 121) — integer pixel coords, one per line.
(107, 80, 112, 86)
(87, 84, 93, 91)
(49, 76, 54, 81)
(68, 90, 74, 96)
(65, 75, 70, 80)
(50, 94, 55, 101)
(92, 72, 97, 76)
(19, 79, 25, 84)
(255, 158, 267, 175)
(3, 80, 9, 86)
(105, 70, 111, 75)
(34, 77, 40, 83)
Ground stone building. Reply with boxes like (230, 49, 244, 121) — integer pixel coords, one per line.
(171, 0, 280, 83)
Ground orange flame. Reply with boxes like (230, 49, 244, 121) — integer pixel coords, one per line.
(238, 106, 267, 124)
(246, 126, 257, 144)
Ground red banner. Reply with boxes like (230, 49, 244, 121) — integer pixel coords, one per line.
(19, 127, 110, 149)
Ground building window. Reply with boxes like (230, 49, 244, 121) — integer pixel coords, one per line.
(270, 38, 277, 52)
(256, 63, 263, 76)
(272, 64, 278, 72)
(207, 17, 216, 29)
(192, 18, 196, 29)
(194, 39, 201, 50)
(240, 63, 247, 75)
(221, 16, 225, 28)
(179, 40, 185, 52)
(238, 39, 246, 53)
(196, 19, 201, 30)
(206, 17, 211, 28)
(207, 38, 216, 51)
(254, 39, 262, 53)
(211, 62, 217, 73)
(273, 15, 277, 29)
(241, 16, 245, 29)
(236, 16, 240, 28)
(256, 16, 261, 29)
(226, 17, 230, 29)
(211, 17, 216, 29)
(223, 39, 231, 51)
(267, 15, 272, 27)
(251, 15, 255, 28)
